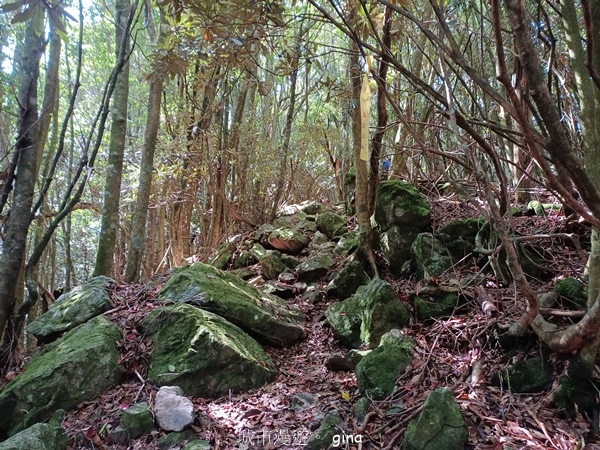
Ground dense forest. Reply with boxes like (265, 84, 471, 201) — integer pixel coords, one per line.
(2, 0, 600, 448)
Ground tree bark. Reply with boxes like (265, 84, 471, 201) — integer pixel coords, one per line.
(0, 19, 44, 368)
(93, 0, 132, 277)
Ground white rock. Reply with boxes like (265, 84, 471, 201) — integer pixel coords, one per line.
(155, 386, 194, 431)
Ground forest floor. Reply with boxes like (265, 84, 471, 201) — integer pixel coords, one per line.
(12, 189, 600, 449)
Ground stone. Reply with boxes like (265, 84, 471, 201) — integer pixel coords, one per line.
(327, 260, 369, 300)
(413, 293, 458, 322)
(311, 230, 330, 245)
(182, 440, 212, 450)
(290, 392, 319, 410)
(437, 217, 486, 260)
(308, 240, 337, 255)
(492, 356, 550, 393)
(296, 254, 333, 282)
(402, 388, 468, 450)
(0, 317, 122, 438)
(334, 230, 360, 256)
(316, 211, 347, 238)
(380, 226, 422, 276)
(411, 233, 453, 280)
(374, 181, 431, 232)
(207, 242, 236, 269)
(157, 430, 196, 450)
(354, 397, 371, 423)
(359, 279, 410, 349)
(155, 386, 194, 432)
(141, 304, 276, 397)
(232, 250, 257, 269)
(305, 412, 345, 450)
(158, 262, 305, 347)
(27, 276, 113, 344)
(555, 277, 588, 309)
(345, 349, 370, 367)
(120, 401, 154, 439)
(267, 227, 309, 255)
(325, 295, 363, 348)
(325, 354, 354, 372)
(0, 410, 67, 450)
(355, 330, 413, 400)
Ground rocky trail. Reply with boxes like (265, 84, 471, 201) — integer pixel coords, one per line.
(1, 181, 597, 450)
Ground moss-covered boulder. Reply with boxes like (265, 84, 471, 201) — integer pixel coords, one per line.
(27, 276, 113, 344)
(359, 279, 410, 349)
(120, 402, 154, 440)
(334, 230, 360, 256)
(411, 233, 453, 279)
(249, 244, 299, 280)
(182, 441, 212, 450)
(141, 304, 276, 397)
(401, 388, 468, 450)
(374, 181, 431, 232)
(305, 412, 345, 450)
(267, 227, 309, 255)
(207, 241, 237, 269)
(327, 260, 370, 300)
(355, 330, 413, 400)
(159, 263, 305, 347)
(325, 295, 363, 349)
(492, 356, 550, 393)
(0, 410, 67, 450)
(316, 211, 347, 238)
(555, 278, 588, 309)
(380, 225, 422, 276)
(232, 250, 257, 269)
(413, 293, 458, 322)
(437, 217, 486, 260)
(0, 316, 122, 437)
(296, 254, 333, 282)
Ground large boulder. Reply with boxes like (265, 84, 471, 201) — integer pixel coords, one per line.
(380, 226, 422, 276)
(411, 233, 453, 280)
(27, 276, 113, 343)
(325, 295, 363, 349)
(438, 217, 486, 260)
(402, 388, 468, 450)
(316, 211, 347, 238)
(374, 181, 431, 232)
(296, 254, 333, 282)
(141, 304, 276, 397)
(159, 263, 305, 347)
(250, 244, 299, 280)
(492, 356, 550, 393)
(0, 316, 122, 437)
(0, 410, 67, 450)
(355, 330, 413, 400)
(267, 227, 309, 255)
(327, 260, 369, 300)
(359, 279, 410, 349)
(413, 292, 459, 322)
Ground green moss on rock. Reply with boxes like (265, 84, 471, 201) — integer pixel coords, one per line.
(492, 356, 550, 393)
(555, 278, 588, 309)
(159, 262, 305, 347)
(0, 317, 122, 437)
(327, 260, 369, 300)
(374, 181, 431, 232)
(325, 295, 363, 349)
(141, 304, 276, 397)
(411, 233, 453, 279)
(413, 293, 458, 322)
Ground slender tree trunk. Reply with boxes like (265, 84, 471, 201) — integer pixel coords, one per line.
(0, 19, 44, 369)
(93, 0, 132, 277)
(124, 13, 165, 282)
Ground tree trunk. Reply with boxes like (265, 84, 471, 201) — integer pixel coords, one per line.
(93, 0, 132, 277)
(0, 19, 44, 369)
(124, 12, 164, 282)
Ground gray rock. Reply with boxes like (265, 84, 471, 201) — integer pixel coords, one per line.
(325, 295, 363, 348)
(141, 304, 276, 397)
(327, 260, 369, 300)
(402, 388, 467, 450)
(411, 233, 453, 280)
(374, 180, 431, 232)
(334, 231, 360, 256)
(0, 410, 67, 450)
(296, 254, 333, 282)
(157, 430, 196, 450)
(0, 317, 122, 437)
(207, 242, 236, 269)
(290, 392, 319, 410)
(305, 412, 345, 450)
(380, 226, 422, 276)
(27, 276, 113, 343)
(155, 386, 194, 432)
(158, 263, 305, 347)
(182, 440, 212, 450)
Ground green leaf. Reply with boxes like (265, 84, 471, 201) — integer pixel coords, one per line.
(48, 8, 66, 34)
(32, 3, 45, 36)
(10, 5, 34, 24)
(1, 0, 25, 13)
